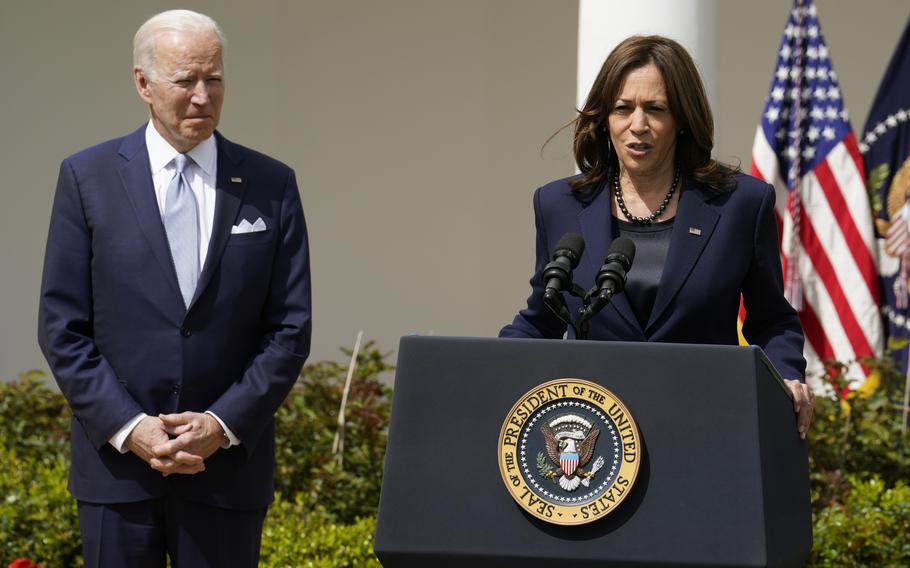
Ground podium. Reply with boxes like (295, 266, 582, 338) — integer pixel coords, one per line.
(374, 337, 811, 567)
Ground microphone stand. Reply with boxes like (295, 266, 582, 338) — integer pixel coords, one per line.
(575, 287, 597, 340)
(543, 283, 586, 338)
(576, 285, 618, 340)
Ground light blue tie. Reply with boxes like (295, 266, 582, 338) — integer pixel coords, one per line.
(164, 153, 199, 309)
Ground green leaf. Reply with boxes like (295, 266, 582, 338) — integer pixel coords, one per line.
(866, 163, 890, 216)
(867, 163, 890, 194)
(887, 336, 910, 352)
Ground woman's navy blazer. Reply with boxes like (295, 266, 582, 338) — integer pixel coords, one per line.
(500, 173, 807, 381)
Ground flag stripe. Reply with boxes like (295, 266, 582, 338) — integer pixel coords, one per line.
(812, 160, 878, 300)
(802, 165, 881, 325)
(822, 139, 879, 261)
(798, 298, 834, 361)
(814, 143, 884, 348)
(798, 203, 876, 359)
(832, 139, 876, 255)
(797, 250, 861, 368)
(842, 133, 866, 184)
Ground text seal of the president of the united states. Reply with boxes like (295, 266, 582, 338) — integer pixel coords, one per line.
(497, 379, 640, 525)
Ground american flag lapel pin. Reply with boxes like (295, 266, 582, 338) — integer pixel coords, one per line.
(231, 177, 242, 183)
(688, 227, 702, 236)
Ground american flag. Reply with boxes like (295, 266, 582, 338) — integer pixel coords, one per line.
(749, 0, 882, 386)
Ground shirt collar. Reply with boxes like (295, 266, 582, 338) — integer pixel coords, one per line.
(144, 121, 217, 176)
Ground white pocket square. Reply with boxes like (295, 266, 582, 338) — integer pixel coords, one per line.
(231, 217, 267, 234)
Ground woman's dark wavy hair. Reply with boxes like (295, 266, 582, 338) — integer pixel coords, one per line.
(571, 35, 739, 196)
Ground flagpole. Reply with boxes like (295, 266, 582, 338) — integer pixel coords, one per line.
(784, 0, 806, 311)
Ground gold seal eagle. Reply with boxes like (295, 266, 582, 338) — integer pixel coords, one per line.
(540, 416, 602, 491)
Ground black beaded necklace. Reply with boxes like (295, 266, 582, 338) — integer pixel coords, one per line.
(613, 167, 681, 225)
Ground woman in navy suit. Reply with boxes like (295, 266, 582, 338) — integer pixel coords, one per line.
(500, 35, 814, 437)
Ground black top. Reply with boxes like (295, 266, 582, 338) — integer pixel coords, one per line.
(612, 216, 674, 328)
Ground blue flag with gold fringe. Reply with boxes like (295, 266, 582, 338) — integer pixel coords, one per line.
(861, 18, 910, 373)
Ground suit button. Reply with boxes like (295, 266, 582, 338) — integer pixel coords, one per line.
(172, 385, 180, 394)
(180, 326, 191, 337)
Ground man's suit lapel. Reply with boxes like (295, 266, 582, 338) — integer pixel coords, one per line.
(189, 132, 247, 310)
(577, 186, 640, 331)
(117, 127, 185, 302)
(646, 181, 719, 332)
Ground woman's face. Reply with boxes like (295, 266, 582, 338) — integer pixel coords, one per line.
(607, 63, 678, 180)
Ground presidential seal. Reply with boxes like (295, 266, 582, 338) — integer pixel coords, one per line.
(497, 379, 640, 526)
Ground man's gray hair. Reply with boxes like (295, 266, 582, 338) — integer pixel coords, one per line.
(133, 9, 226, 79)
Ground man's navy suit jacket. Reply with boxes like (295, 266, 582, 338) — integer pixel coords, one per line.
(38, 126, 312, 510)
(500, 174, 806, 381)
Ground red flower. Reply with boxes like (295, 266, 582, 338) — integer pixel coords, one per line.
(9, 559, 39, 568)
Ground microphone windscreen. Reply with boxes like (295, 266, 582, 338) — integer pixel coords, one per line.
(608, 237, 636, 265)
(553, 233, 585, 264)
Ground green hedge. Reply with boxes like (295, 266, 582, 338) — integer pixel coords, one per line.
(0, 447, 80, 567)
(0, 372, 80, 566)
(811, 476, 910, 567)
(3, 345, 910, 566)
(260, 497, 380, 568)
(806, 354, 910, 566)
(0, 343, 392, 567)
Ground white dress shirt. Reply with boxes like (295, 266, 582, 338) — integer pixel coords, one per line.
(109, 122, 239, 453)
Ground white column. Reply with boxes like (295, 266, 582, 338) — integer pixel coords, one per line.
(577, 0, 719, 114)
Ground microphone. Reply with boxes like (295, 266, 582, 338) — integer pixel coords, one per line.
(594, 237, 635, 300)
(541, 233, 585, 332)
(581, 238, 636, 322)
(542, 233, 585, 302)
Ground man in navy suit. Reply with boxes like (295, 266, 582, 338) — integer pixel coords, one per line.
(37, 9, 311, 567)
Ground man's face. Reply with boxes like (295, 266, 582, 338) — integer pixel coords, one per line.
(134, 30, 224, 152)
